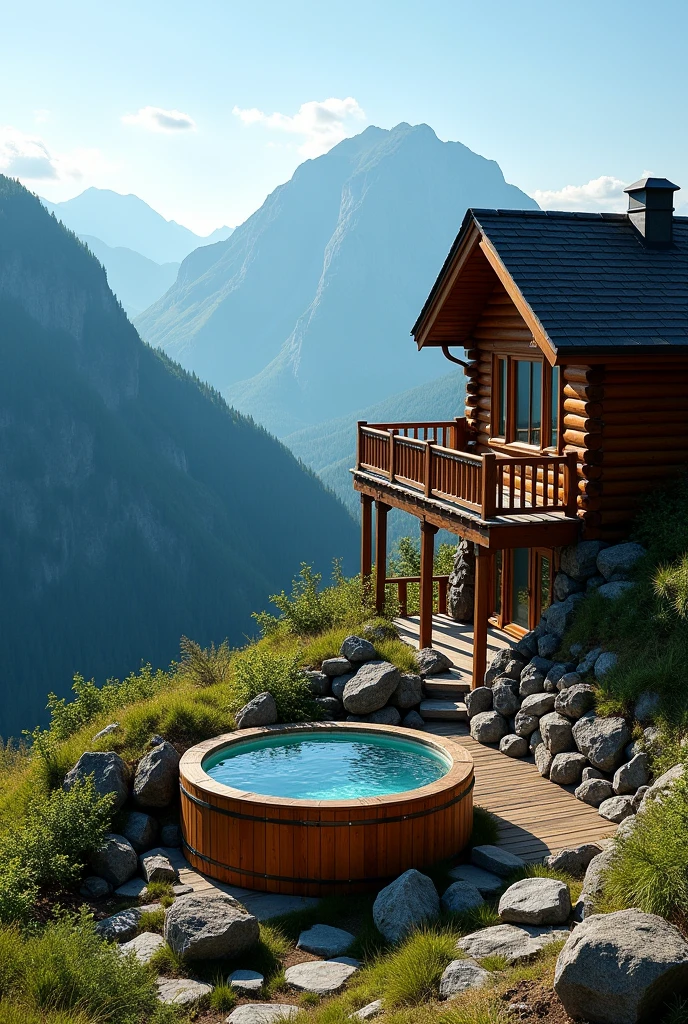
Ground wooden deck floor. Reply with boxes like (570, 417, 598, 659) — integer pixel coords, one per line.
(400, 614, 616, 861)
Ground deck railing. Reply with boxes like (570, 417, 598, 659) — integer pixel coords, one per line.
(356, 419, 578, 520)
(385, 574, 449, 617)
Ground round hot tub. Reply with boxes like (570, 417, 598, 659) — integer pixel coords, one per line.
(179, 722, 474, 895)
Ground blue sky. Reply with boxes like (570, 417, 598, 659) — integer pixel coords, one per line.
(2, 0, 687, 234)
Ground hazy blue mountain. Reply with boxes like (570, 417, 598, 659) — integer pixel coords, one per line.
(41, 187, 233, 264)
(79, 235, 179, 318)
(136, 123, 537, 435)
(0, 177, 356, 738)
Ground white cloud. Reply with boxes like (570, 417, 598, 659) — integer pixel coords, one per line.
(0, 127, 59, 180)
(232, 97, 365, 157)
(532, 175, 629, 212)
(121, 106, 196, 133)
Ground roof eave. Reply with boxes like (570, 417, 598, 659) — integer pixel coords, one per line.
(411, 208, 479, 348)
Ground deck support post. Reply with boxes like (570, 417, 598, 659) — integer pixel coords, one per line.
(419, 520, 438, 649)
(361, 495, 373, 596)
(374, 501, 390, 614)
(472, 545, 493, 689)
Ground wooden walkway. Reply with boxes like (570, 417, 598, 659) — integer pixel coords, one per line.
(400, 614, 616, 861)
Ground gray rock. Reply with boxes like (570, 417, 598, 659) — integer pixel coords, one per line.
(227, 1006, 298, 1024)
(633, 785, 650, 810)
(535, 744, 553, 777)
(322, 657, 353, 677)
(546, 663, 574, 690)
(558, 672, 582, 690)
(577, 647, 603, 675)
(500, 734, 528, 758)
(613, 753, 649, 795)
(115, 877, 148, 898)
(554, 908, 688, 1024)
(134, 740, 180, 808)
(529, 729, 543, 753)
(96, 908, 141, 942)
(156, 977, 213, 1005)
(575, 778, 615, 807)
(515, 632, 539, 658)
(173, 883, 194, 896)
(228, 969, 264, 994)
(331, 674, 355, 700)
(160, 824, 181, 847)
(458, 923, 568, 964)
(402, 710, 425, 729)
(561, 540, 606, 582)
(235, 693, 278, 730)
(448, 539, 475, 621)
(538, 634, 560, 659)
(439, 959, 491, 999)
(586, 573, 606, 591)
(303, 670, 330, 696)
(342, 661, 400, 714)
(441, 880, 484, 914)
(553, 572, 584, 602)
(616, 816, 638, 841)
(139, 848, 177, 883)
(540, 712, 574, 754)
(122, 810, 159, 853)
(492, 684, 521, 717)
(63, 751, 129, 813)
(346, 706, 401, 726)
(471, 845, 524, 878)
(389, 673, 423, 709)
(598, 581, 635, 600)
(499, 877, 571, 925)
(341, 635, 376, 663)
(572, 713, 631, 772)
(90, 833, 138, 887)
(550, 752, 587, 786)
(470, 711, 509, 745)
(79, 875, 112, 899)
(597, 542, 646, 581)
(315, 696, 343, 719)
(164, 892, 259, 959)
(599, 795, 634, 823)
(372, 869, 439, 943)
(514, 711, 539, 737)
(150, 734, 164, 746)
(635, 691, 660, 724)
(297, 924, 355, 957)
(582, 766, 607, 781)
(491, 674, 520, 693)
(520, 659, 552, 696)
(545, 594, 585, 637)
(594, 652, 618, 680)
(448, 863, 502, 894)
(504, 658, 529, 680)
(465, 686, 493, 718)
(520, 692, 556, 717)
(285, 958, 359, 994)
(93, 723, 120, 740)
(350, 1000, 383, 1020)
(120, 931, 165, 963)
(485, 648, 525, 686)
(544, 844, 603, 879)
(415, 648, 453, 676)
(555, 684, 596, 720)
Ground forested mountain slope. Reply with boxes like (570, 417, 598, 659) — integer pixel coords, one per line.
(78, 235, 179, 318)
(0, 177, 357, 737)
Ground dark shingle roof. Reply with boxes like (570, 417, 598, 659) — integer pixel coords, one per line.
(424, 209, 688, 352)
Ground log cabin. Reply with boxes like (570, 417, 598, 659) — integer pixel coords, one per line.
(352, 177, 688, 688)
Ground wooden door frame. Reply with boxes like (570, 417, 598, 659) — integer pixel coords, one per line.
(489, 546, 555, 637)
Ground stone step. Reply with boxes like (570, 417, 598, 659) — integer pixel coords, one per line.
(423, 678, 471, 699)
(419, 699, 469, 721)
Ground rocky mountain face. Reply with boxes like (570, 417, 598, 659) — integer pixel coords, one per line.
(78, 235, 179, 319)
(136, 123, 537, 435)
(0, 177, 357, 738)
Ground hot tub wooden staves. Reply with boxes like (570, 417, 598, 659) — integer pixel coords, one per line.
(179, 722, 475, 896)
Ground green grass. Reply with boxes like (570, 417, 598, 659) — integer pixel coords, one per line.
(137, 909, 165, 934)
(209, 983, 237, 1012)
(145, 881, 174, 902)
(470, 807, 500, 848)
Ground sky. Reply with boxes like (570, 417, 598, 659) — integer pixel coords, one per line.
(2, 0, 687, 235)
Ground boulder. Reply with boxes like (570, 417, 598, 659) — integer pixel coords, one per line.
(134, 740, 180, 808)
(470, 711, 509, 745)
(297, 924, 355, 958)
(372, 869, 439, 943)
(555, 684, 596, 720)
(316, 696, 344, 720)
(63, 751, 129, 812)
(561, 540, 606, 581)
(597, 542, 646, 580)
(492, 684, 521, 717)
(550, 752, 587, 786)
(303, 670, 330, 696)
(340, 636, 376, 663)
(538, 634, 560, 659)
(401, 710, 425, 729)
(514, 711, 539, 737)
(96, 905, 155, 942)
(122, 810, 159, 853)
(546, 663, 574, 690)
(582, 766, 607, 781)
(448, 538, 475, 621)
(586, 573, 606, 591)
(90, 833, 138, 887)
(441, 880, 484, 914)
(520, 692, 556, 717)
(577, 647, 603, 674)
(640, 763, 685, 809)
(593, 651, 618, 680)
(599, 795, 634, 823)
(115, 877, 148, 898)
(535, 745, 553, 778)
(635, 691, 661, 724)
(79, 875, 112, 899)
(471, 844, 524, 878)
(285, 958, 359, 995)
(500, 734, 528, 758)
(515, 632, 539, 658)
(544, 844, 602, 879)
(554, 909, 688, 1024)
(322, 657, 353, 677)
(448, 863, 503, 894)
(491, 674, 520, 693)
(545, 594, 585, 638)
(519, 660, 549, 697)
(572, 713, 631, 772)
(120, 931, 165, 963)
(465, 686, 493, 718)
(458, 923, 568, 964)
(553, 572, 584, 602)
(346, 706, 401, 726)
(161, 823, 182, 848)
(235, 693, 278, 730)
(164, 892, 259, 959)
(93, 723, 119, 740)
(529, 729, 543, 753)
(156, 977, 214, 1005)
(558, 672, 582, 690)
(485, 648, 526, 686)
(540, 712, 575, 754)
(342, 662, 401, 714)
(613, 753, 649, 795)
(598, 581, 635, 600)
(227, 1007, 298, 1024)
(498, 877, 571, 925)
(331, 674, 355, 700)
(228, 970, 264, 994)
(439, 959, 491, 999)
(350, 1000, 383, 1021)
(575, 778, 614, 807)
(139, 848, 177, 883)
(389, 673, 423, 709)
(415, 648, 453, 676)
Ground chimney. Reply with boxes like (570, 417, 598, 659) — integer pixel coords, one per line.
(624, 177, 680, 248)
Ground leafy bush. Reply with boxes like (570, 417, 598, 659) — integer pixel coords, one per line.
(179, 636, 232, 687)
(233, 645, 317, 722)
(45, 666, 169, 741)
(254, 562, 373, 639)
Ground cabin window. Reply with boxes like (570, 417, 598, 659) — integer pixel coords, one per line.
(548, 366, 560, 448)
(515, 360, 542, 446)
(511, 548, 530, 628)
(490, 356, 560, 452)
(496, 358, 507, 437)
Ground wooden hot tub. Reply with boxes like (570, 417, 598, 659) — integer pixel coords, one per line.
(179, 722, 475, 895)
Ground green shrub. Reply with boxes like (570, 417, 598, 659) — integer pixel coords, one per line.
(254, 562, 373, 639)
(178, 636, 232, 687)
(137, 909, 165, 934)
(209, 983, 237, 1012)
(233, 645, 317, 722)
(386, 537, 457, 616)
(368, 927, 457, 1005)
(0, 859, 38, 925)
(45, 666, 169, 741)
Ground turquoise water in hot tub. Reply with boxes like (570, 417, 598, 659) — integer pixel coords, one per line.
(202, 731, 450, 800)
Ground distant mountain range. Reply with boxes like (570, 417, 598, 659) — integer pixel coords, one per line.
(136, 123, 538, 435)
(0, 176, 356, 738)
(78, 235, 179, 318)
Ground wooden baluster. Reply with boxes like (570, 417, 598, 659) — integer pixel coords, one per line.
(356, 421, 366, 470)
(424, 440, 434, 498)
(388, 429, 396, 482)
(481, 451, 497, 519)
(398, 580, 408, 617)
(438, 577, 448, 615)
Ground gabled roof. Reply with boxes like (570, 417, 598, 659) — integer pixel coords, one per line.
(413, 208, 688, 355)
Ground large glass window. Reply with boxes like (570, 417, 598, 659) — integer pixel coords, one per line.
(548, 365, 560, 448)
(511, 548, 529, 628)
(515, 360, 541, 445)
(497, 358, 506, 437)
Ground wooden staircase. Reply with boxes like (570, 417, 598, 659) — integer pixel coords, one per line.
(419, 668, 469, 722)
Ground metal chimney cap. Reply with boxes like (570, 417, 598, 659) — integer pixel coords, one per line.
(624, 177, 680, 194)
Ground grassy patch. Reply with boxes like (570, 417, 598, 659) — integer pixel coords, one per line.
(209, 983, 237, 1012)
(470, 807, 499, 848)
(137, 909, 165, 934)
